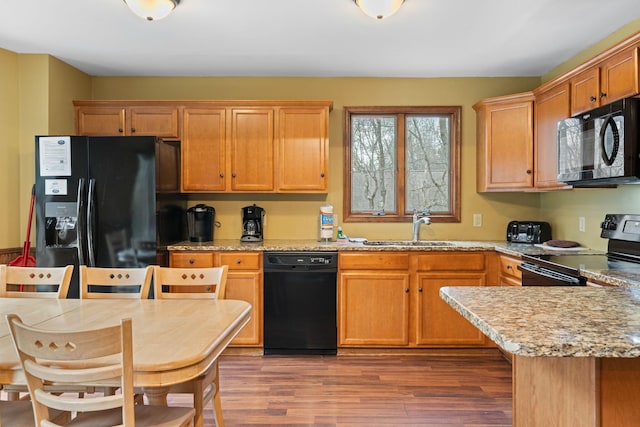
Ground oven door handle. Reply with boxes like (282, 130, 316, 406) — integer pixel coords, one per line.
(518, 262, 583, 285)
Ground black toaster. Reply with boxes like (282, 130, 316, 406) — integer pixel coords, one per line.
(506, 221, 552, 244)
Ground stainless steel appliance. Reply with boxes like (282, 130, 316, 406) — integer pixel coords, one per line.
(186, 204, 215, 242)
(519, 213, 640, 286)
(241, 204, 264, 242)
(557, 97, 640, 186)
(263, 251, 337, 355)
(35, 136, 186, 298)
(506, 221, 552, 244)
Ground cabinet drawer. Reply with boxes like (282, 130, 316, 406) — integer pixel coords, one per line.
(170, 252, 215, 267)
(416, 253, 485, 271)
(339, 253, 410, 270)
(500, 255, 522, 279)
(218, 252, 262, 270)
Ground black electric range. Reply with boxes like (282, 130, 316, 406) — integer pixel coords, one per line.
(519, 214, 640, 286)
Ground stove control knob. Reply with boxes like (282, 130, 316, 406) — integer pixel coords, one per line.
(601, 219, 618, 231)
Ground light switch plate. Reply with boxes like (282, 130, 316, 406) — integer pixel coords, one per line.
(473, 214, 482, 227)
(579, 216, 586, 232)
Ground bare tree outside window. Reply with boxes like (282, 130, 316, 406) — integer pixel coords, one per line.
(344, 106, 461, 223)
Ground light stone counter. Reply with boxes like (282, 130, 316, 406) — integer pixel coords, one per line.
(440, 285, 640, 357)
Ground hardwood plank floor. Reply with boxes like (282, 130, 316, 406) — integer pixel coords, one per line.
(169, 353, 513, 427)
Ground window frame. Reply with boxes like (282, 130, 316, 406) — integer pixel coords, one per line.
(343, 106, 461, 223)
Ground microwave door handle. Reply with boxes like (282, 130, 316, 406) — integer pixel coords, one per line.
(76, 178, 86, 266)
(87, 178, 96, 267)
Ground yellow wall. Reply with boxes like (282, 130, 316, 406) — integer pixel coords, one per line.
(539, 19, 640, 251)
(3, 19, 640, 248)
(88, 76, 541, 241)
(0, 48, 20, 247)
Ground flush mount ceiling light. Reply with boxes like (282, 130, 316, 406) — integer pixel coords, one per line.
(123, 0, 180, 21)
(354, 0, 405, 20)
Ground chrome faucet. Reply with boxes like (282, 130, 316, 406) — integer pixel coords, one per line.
(412, 209, 431, 242)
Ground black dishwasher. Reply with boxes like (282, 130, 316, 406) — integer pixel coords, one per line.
(263, 252, 337, 355)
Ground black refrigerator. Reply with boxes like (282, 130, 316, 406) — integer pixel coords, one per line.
(35, 135, 186, 298)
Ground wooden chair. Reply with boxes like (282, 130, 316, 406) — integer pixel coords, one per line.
(6, 313, 195, 427)
(80, 265, 153, 299)
(153, 265, 228, 427)
(0, 265, 73, 298)
(0, 400, 70, 426)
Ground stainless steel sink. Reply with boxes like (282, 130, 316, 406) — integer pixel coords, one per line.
(362, 240, 454, 247)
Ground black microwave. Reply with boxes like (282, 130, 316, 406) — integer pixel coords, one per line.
(557, 97, 640, 186)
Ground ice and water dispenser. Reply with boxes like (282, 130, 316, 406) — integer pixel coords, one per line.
(44, 202, 78, 248)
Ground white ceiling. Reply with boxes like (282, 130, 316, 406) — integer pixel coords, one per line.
(1, 0, 639, 78)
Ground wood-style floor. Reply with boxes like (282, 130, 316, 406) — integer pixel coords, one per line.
(172, 353, 513, 427)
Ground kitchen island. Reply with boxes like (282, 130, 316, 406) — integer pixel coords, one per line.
(440, 286, 640, 427)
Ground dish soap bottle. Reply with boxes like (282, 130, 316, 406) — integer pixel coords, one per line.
(336, 226, 348, 243)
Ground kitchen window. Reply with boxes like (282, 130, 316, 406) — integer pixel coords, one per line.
(343, 106, 461, 223)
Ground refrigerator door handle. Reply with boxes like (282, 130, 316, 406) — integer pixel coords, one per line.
(87, 178, 96, 267)
(76, 178, 86, 266)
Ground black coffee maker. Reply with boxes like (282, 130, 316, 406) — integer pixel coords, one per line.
(186, 204, 215, 242)
(241, 204, 264, 242)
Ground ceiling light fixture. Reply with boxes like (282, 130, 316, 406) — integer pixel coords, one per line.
(123, 0, 179, 21)
(354, 0, 405, 20)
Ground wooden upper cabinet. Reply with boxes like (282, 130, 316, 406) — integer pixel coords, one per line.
(570, 46, 640, 116)
(534, 82, 572, 190)
(600, 46, 640, 105)
(230, 108, 275, 192)
(474, 92, 534, 192)
(181, 108, 226, 192)
(75, 103, 180, 139)
(75, 107, 125, 136)
(128, 107, 180, 139)
(277, 107, 329, 192)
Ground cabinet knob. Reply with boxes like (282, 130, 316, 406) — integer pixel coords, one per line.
(118, 128, 123, 133)
(507, 265, 513, 270)
(320, 173, 325, 177)
(219, 173, 224, 178)
(526, 170, 532, 175)
(188, 259, 195, 265)
(235, 259, 241, 264)
(600, 92, 607, 98)
(590, 95, 597, 102)
(405, 288, 410, 293)
(232, 173, 237, 178)
(418, 287, 423, 292)
(131, 128, 136, 133)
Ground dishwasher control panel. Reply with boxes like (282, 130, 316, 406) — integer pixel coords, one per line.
(263, 252, 338, 271)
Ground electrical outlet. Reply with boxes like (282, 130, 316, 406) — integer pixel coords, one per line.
(473, 213, 482, 227)
(579, 216, 586, 232)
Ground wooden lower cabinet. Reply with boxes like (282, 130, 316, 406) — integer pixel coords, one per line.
(338, 251, 490, 348)
(169, 251, 263, 347)
(499, 254, 522, 287)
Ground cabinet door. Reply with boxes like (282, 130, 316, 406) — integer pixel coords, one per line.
(277, 107, 329, 192)
(230, 108, 274, 191)
(339, 271, 410, 346)
(600, 47, 640, 105)
(534, 83, 572, 190)
(218, 252, 262, 346)
(76, 107, 126, 136)
(570, 67, 600, 116)
(129, 107, 180, 139)
(224, 270, 263, 346)
(415, 273, 487, 346)
(475, 95, 534, 191)
(182, 108, 226, 192)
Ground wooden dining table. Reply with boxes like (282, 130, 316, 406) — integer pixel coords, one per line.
(0, 297, 251, 405)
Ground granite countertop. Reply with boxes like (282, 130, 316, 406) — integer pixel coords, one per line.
(440, 285, 640, 357)
(167, 239, 640, 287)
(167, 239, 499, 252)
